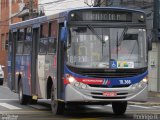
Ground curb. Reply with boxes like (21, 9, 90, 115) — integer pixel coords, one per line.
(128, 101, 160, 106)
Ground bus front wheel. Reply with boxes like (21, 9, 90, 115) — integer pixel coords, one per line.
(112, 101, 127, 115)
(51, 86, 65, 115)
(18, 80, 29, 105)
(29, 97, 37, 104)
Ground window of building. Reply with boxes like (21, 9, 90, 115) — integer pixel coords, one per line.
(12, 0, 16, 4)
(6, 33, 8, 41)
(1, 34, 5, 51)
(5, 0, 8, 8)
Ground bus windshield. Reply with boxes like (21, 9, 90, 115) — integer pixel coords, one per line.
(66, 26, 147, 69)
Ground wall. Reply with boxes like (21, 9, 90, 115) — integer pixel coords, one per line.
(0, 0, 9, 79)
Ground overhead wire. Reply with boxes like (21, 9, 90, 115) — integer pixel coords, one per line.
(41, 0, 87, 11)
(39, 0, 83, 6)
(0, 7, 26, 24)
(38, 0, 66, 6)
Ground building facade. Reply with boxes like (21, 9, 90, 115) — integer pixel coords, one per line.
(0, 0, 9, 79)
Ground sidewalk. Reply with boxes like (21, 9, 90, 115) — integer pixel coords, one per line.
(129, 91, 160, 106)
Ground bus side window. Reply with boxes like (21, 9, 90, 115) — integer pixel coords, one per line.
(39, 23, 48, 54)
(16, 29, 24, 54)
(24, 27, 32, 54)
(48, 21, 58, 53)
(48, 38, 57, 53)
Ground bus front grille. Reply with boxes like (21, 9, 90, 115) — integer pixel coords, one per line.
(92, 96, 127, 99)
(88, 84, 130, 88)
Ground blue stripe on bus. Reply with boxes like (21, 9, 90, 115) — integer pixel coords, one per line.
(64, 65, 148, 87)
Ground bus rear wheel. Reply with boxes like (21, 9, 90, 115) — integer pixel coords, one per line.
(18, 80, 29, 105)
(51, 86, 65, 115)
(112, 101, 127, 115)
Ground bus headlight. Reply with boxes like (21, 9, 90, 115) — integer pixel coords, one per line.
(81, 84, 87, 89)
(142, 77, 148, 83)
(74, 82, 80, 87)
(65, 74, 88, 89)
(68, 76, 76, 83)
(131, 83, 138, 90)
(66, 74, 76, 83)
(131, 77, 148, 90)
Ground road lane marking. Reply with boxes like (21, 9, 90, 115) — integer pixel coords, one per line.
(0, 99, 18, 101)
(152, 106, 160, 109)
(68, 118, 99, 120)
(29, 104, 50, 110)
(0, 103, 21, 110)
(104, 104, 131, 109)
(86, 106, 102, 109)
(129, 105, 153, 109)
(106, 104, 112, 107)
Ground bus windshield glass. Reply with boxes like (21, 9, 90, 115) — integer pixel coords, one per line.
(66, 26, 147, 69)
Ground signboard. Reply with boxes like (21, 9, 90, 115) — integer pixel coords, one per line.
(117, 61, 134, 68)
(110, 60, 134, 68)
(70, 10, 132, 22)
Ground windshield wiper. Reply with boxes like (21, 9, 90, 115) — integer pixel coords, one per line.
(117, 27, 128, 46)
(116, 27, 128, 59)
(87, 25, 105, 43)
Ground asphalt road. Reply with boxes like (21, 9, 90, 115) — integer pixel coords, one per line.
(0, 85, 160, 120)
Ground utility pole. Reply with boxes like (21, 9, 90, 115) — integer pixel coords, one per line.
(29, 0, 33, 18)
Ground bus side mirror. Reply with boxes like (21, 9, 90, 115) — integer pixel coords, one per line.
(60, 27, 67, 43)
(5, 40, 8, 50)
(147, 35, 152, 51)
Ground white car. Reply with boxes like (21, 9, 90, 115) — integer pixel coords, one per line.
(0, 65, 4, 85)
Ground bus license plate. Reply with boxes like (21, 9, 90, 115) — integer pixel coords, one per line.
(103, 92, 117, 97)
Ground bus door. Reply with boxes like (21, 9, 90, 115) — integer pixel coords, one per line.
(57, 24, 65, 100)
(10, 30, 17, 91)
(31, 26, 39, 95)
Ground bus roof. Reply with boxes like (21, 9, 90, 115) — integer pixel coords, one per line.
(10, 7, 145, 30)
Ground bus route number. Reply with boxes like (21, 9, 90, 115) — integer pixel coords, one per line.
(119, 80, 131, 85)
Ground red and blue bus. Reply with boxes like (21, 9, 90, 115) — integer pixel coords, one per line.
(7, 7, 152, 115)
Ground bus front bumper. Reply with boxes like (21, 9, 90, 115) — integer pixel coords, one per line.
(65, 83, 148, 102)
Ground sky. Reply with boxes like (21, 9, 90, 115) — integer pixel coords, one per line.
(38, 0, 89, 15)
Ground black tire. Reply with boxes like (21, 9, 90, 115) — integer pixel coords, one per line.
(0, 81, 3, 85)
(112, 101, 127, 115)
(29, 98, 37, 104)
(18, 80, 29, 105)
(51, 85, 65, 115)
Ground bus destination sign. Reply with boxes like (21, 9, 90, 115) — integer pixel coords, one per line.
(70, 11, 132, 22)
